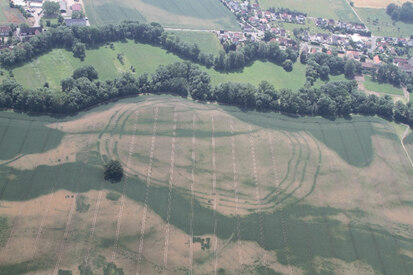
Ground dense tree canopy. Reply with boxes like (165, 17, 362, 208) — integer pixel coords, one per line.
(104, 160, 123, 182)
(42, 1, 60, 16)
(0, 21, 298, 73)
(386, 2, 413, 23)
(1, 62, 413, 128)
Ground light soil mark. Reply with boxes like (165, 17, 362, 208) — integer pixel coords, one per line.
(163, 107, 178, 274)
(136, 107, 159, 275)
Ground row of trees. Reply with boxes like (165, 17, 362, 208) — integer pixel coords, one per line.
(0, 21, 298, 72)
(300, 51, 361, 85)
(386, 2, 413, 23)
(1, 62, 413, 127)
(371, 63, 413, 90)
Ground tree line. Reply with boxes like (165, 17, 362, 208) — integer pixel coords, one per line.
(0, 21, 298, 72)
(386, 2, 413, 24)
(1, 62, 413, 128)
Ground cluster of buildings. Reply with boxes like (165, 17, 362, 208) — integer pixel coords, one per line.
(219, 0, 413, 74)
(315, 18, 369, 36)
(0, 0, 89, 46)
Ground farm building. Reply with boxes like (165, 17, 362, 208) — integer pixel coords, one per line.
(28, 0, 43, 8)
(19, 26, 42, 40)
(59, 1, 67, 13)
(71, 3, 82, 11)
(373, 55, 381, 65)
(64, 18, 87, 27)
(0, 26, 12, 37)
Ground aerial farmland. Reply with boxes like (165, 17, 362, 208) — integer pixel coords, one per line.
(0, 0, 413, 274)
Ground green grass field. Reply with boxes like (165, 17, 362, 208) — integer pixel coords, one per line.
(11, 40, 307, 91)
(355, 7, 413, 37)
(208, 61, 307, 89)
(0, 0, 27, 25)
(83, 0, 240, 30)
(260, 0, 360, 22)
(364, 76, 404, 95)
(0, 96, 412, 274)
(167, 31, 223, 55)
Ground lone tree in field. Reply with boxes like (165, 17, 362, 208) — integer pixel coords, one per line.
(104, 160, 123, 182)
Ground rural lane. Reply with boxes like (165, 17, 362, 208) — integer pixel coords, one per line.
(401, 125, 413, 169)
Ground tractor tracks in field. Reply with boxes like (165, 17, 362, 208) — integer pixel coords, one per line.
(247, 125, 267, 267)
(267, 131, 292, 275)
(111, 111, 140, 262)
(211, 115, 219, 275)
(81, 106, 131, 274)
(189, 114, 196, 274)
(162, 107, 178, 274)
(136, 107, 159, 275)
(370, 123, 413, 273)
(229, 119, 243, 268)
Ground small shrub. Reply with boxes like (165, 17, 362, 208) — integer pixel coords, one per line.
(104, 160, 123, 182)
(106, 192, 121, 201)
(76, 195, 90, 213)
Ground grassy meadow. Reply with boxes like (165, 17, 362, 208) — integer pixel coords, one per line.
(259, 0, 360, 22)
(364, 76, 404, 95)
(10, 40, 307, 91)
(355, 7, 413, 37)
(167, 31, 224, 55)
(83, 0, 240, 30)
(0, 96, 412, 274)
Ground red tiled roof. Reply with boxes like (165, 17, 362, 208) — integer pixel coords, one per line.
(71, 3, 82, 11)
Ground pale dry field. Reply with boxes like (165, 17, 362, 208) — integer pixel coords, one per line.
(353, 0, 412, 9)
(0, 96, 412, 274)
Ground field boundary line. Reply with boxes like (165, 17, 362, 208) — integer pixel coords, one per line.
(267, 131, 292, 275)
(111, 111, 140, 262)
(229, 119, 243, 268)
(163, 107, 178, 274)
(211, 115, 218, 275)
(189, 114, 196, 274)
(136, 106, 159, 275)
(53, 123, 98, 274)
(248, 125, 267, 267)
